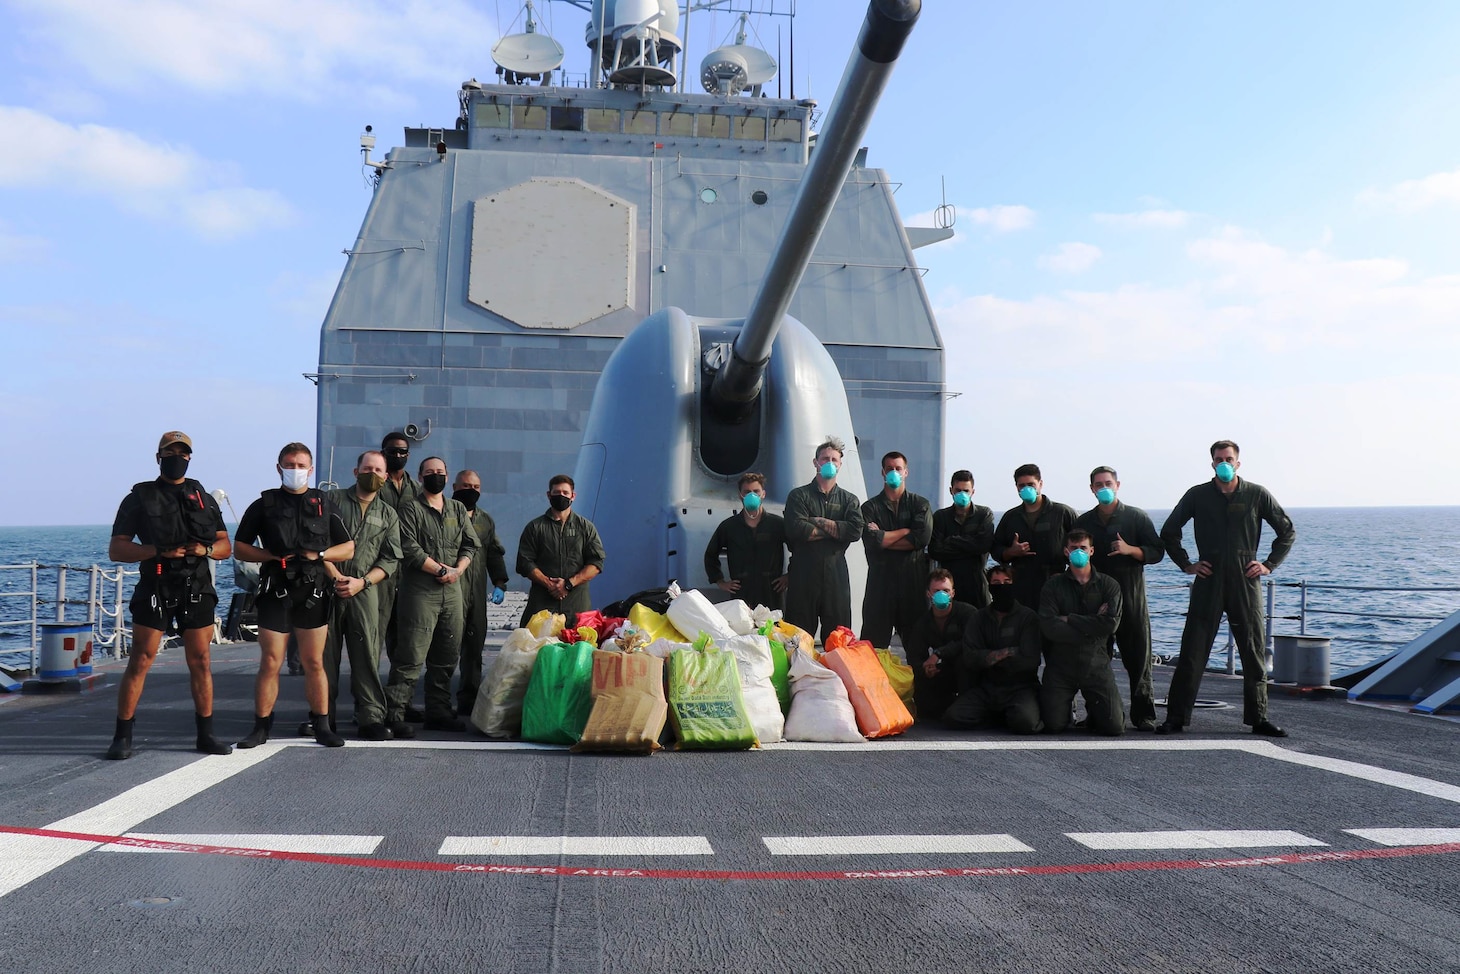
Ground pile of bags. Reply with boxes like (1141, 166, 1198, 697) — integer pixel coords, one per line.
(469, 591, 914, 752)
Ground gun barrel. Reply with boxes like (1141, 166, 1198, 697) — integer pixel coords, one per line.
(710, 0, 921, 412)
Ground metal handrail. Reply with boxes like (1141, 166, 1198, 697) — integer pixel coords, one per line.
(0, 561, 136, 674)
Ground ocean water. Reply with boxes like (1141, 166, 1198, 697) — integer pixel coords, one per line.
(3, 508, 1460, 671)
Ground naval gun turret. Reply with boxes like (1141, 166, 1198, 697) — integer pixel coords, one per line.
(572, 0, 922, 618)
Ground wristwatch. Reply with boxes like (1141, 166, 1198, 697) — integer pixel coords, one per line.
(205, 542, 215, 558)
(563, 579, 575, 593)
(437, 565, 450, 578)
(363, 575, 373, 590)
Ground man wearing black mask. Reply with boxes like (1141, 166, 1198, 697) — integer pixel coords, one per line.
(516, 474, 605, 626)
(105, 431, 234, 759)
(384, 456, 479, 735)
(939, 565, 1044, 733)
(323, 450, 402, 739)
(377, 432, 419, 712)
(450, 468, 509, 715)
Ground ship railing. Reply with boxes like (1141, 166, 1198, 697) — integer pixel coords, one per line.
(1146, 578, 1460, 676)
(0, 562, 136, 675)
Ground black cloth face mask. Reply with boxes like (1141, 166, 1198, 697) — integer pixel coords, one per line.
(453, 488, 480, 510)
(989, 585, 1017, 612)
(549, 494, 572, 512)
(159, 454, 190, 480)
(422, 473, 447, 495)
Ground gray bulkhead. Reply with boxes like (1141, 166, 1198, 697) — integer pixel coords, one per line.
(317, 83, 945, 592)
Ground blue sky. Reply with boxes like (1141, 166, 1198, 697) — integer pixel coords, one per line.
(2, 0, 1459, 526)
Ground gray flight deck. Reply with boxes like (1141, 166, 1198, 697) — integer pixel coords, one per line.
(2, 645, 1458, 973)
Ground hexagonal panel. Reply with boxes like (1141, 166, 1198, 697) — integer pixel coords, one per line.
(469, 177, 636, 329)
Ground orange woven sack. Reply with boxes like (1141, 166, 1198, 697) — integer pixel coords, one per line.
(823, 626, 857, 653)
(821, 641, 914, 738)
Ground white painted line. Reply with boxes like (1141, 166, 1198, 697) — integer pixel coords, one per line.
(763, 834, 1034, 856)
(105, 834, 384, 855)
(439, 836, 715, 856)
(0, 743, 285, 899)
(1066, 830, 1326, 850)
(1345, 828, 1460, 847)
(1246, 742, 1460, 806)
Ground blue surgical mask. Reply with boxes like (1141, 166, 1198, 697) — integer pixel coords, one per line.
(819, 461, 838, 480)
(1018, 485, 1038, 504)
(952, 490, 971, 508)
(1069, 549, 1090, 568)
(1214, 461, 1235, 483)
(1095, 487, 1116, 505)
(884, 469, 903, 489)
(931, 590, 952, 609)
(742, 492, 762, 512)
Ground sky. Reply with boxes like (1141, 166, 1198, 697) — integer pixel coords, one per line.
(2, 0, 1459, 526)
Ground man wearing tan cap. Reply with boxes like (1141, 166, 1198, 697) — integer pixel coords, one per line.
(106, 431, 234, 759)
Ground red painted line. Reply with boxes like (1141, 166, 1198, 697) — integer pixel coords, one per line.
(4, 824, 1459, 882)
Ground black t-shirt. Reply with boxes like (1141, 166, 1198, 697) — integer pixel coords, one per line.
(112, 480, 226, 546)
(237, 492, 349, 555)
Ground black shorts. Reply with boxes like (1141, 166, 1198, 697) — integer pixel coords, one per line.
(130, 582, 217, 634)
(255, 590, 332, 633)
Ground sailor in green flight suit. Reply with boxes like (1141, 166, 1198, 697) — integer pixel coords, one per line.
(1038, 529, 1125, 736)
(783, 436, 865, 642)
(1074, 465, 1165, 731)
(385, 456, 479, 736)
(1159, 440, 1296, 737)
(516, 474, 605, 626)
(451, 468, 509, 715)
(992, 463, 1078, 611)
(323, 449, 401, 740)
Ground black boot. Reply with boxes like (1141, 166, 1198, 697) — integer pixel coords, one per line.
(106, 716, 135, 760)
(237, 713, 274, 749)
(195, 713, 233, 755)
(311, 712, 345, 748)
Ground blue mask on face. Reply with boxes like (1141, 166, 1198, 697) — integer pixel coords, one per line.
(884, 469, 903, 489)
(1018, 485, 1038, 504)
(1095, 487, 1116, 505)
(1214, 461, 1235, 483)
(931, 590, 952, 609)
(819, 461, 838, 480)
(1069, 549, 1090, 569)
(952, 490, 971, 508)
(742, 492, 762, 512)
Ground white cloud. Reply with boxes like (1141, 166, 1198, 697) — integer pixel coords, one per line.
(0, 106, 294, 238)
(1358, 166, 1460, 212)
(936, 226, 1460, 366)
(1038, 241, 1101, 274)
(1093, 209, 1192, 229)
(967, 204, 1035, 232)
(0, 220, 51, 262)
(10, 0, 498, 99)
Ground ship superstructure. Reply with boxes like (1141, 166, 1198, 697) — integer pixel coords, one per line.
(316, 0, 948, 586)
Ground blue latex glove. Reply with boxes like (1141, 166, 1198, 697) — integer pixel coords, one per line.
(490, 586, 505, 605)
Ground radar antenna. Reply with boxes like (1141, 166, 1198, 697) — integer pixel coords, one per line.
(492, 0, 565, 85)
(700, 11, 777, 96)
(934, 175, 956, 230)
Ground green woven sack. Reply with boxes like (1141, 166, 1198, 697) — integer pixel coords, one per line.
(667, 648, 757, 750)
(768, 639, 791, 715)
(521, 641, 596, 745)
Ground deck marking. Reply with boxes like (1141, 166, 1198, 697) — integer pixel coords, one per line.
(764, 834, 1033, 855)
(106, 833, 384, 855)
(1067, 830, 1326, 851)
(1346, 828, 1460, 846)
(1, 824, 1457, 882)
(1246, 743, 1460, 805)
(0, 743, 283, 898)
(439, 836, 713, 856)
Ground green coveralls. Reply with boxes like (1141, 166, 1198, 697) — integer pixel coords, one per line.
(1074, 501, 1164, 727)
(702, 512, 788, 612)
(1160, 478, 1296, 727)
(386, 494, 479, 723)
(859, 490, 933, 648)
(928, 503, 995, 608)
(515, 510, 606, 626)
(941, 602, 1044, 733)
(456, 506, 509, 713)
(376, 472, 420, 669)
(323, 487, 401, 726)
(783, 480, 865, 642)
(1039, 570, 1125, 736)
(991, 498, 1078, 610)
(902, 601, 976, 720)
